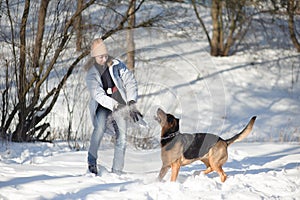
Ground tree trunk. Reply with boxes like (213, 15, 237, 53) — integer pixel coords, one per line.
(218, 1, 224, 55)
(126, 0, 136, 71)
(33, 0, 49, 69)
(211, 0, 223, 56)
(14, 0, 30, 142)
(287, 0, 300, 52)
(75, 0, 84, 51)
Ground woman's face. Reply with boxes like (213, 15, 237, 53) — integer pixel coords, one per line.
(95, 54, 108, 65)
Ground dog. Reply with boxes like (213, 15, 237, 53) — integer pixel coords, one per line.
(156, 108, 256, 182)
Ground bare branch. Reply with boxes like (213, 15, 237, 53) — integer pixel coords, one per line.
(191, 0, 211, 47)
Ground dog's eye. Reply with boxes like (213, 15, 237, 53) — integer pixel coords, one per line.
(167, 115, 174, 123)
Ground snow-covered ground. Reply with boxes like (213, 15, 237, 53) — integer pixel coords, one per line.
(0, 141, 299, 200)
(1, 28, 300, 199)
(1, 2, 300, 199)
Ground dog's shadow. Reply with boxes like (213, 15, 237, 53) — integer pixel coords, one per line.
(174, 162, 218, 183)
(225, 146, 300, 176)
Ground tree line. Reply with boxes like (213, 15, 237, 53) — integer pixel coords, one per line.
(0, 0, 299, 143)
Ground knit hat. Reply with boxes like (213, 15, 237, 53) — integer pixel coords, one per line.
(91, 38, 108, 57)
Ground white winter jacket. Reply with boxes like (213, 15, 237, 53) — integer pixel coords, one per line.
(85, 59, 138, 120)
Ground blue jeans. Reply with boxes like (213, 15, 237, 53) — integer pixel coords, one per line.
(88, 106, 127, 173)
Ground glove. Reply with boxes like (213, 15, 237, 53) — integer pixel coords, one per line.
(127, 100, 143, 122)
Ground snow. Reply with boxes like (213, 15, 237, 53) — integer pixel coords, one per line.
(1, 29, 300, 199)
(1, 2, 300, 200)
(0, 142, 299, 199)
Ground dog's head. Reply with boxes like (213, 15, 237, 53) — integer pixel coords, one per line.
(156, 108, 179, 137)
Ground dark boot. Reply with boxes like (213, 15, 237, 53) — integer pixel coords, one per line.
(88, 164, 98, 175)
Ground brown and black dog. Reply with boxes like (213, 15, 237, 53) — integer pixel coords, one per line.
(156, 108, 256, 182)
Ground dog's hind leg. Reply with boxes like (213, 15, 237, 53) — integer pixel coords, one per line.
(210, 141, 228, 182)
(215, 166, 227, 182)
(203, 167, 213, 174)
(158, 166, 170, 181)
(201, 158, 213, 174)
(209, 159, 227, 182)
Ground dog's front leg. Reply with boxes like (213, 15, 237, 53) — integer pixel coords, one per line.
(158, 166, 170, 181)
(170, 160, 181, 182)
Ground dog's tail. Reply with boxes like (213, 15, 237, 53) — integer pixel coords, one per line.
(225, 116, 257, 146)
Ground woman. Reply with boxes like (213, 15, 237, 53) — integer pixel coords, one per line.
(85, 38, 142, 175)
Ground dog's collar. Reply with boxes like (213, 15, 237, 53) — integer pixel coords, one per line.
(161, 131, 180, 140)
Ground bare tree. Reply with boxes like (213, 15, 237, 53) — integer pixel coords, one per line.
(0, 0, 164, 142)
(0, 0, 96, 142)
(192, 0, 251, 56)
